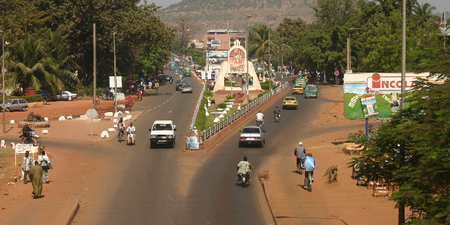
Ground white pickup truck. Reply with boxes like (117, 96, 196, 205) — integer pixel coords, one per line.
(149, 120, 176, 148)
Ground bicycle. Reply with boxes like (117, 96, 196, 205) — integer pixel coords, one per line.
(118, 128, 124, 142)
(305, 171, 313, 192)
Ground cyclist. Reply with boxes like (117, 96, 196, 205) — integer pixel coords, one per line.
(302, 153, 315, 189)
(294, 142, 306, 173)
(273, 106, 281, 122)
(117, 117, 125, 142)
(255, 110, 264, 126)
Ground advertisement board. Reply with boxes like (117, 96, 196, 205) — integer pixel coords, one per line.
(210, 39, 222, 47)
(109, 76, 123, 88)
(344, 72, 442, 118)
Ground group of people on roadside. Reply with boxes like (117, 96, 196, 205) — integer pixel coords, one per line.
(22, 150, 53, 199)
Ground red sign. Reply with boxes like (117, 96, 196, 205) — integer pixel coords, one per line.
(334, 71, 340, 76)
(286, 65, 290, 69)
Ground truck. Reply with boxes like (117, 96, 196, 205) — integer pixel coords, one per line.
(149, 120, 176, 148)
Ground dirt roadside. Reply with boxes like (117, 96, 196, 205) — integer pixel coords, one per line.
(0, 86, 398, 225)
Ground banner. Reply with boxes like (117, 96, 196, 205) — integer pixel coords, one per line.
(344, 73, 443, 118)
(15, 144, 38, 154)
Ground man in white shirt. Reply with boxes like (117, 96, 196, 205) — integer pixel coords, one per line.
(38, 151, 53, 183)
(22, 151, 33, 184)
(126, 123, 136, 145)
(255, 110, 264, 126)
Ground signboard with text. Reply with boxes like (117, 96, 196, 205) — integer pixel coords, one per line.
(344, 72, 442, 118)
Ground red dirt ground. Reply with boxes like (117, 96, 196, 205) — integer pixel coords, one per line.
(0, 87, 400, 224)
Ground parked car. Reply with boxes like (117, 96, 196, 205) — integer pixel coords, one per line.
(0, 99, 28, 112)
(304, 84, 318, 98)
(239, 125, 266, 147)
(35, 90, 54, 103)
(180, 84, 193, 93)
(282, 96, 299, 109)
(55, 91, 77, 101)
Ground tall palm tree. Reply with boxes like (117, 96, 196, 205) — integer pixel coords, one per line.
(6, 31, 80, 95)
(248, 23, 279, 87)
(412, 2, 437, 28)
(7, 34, 55, 95)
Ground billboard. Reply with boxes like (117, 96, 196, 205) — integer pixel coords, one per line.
(344, 73, 442, 118)
(210, 39, 222, 47)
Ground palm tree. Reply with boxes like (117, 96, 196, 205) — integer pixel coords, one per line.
(412, 2, 437, 28)
(6, 34, 54, 95)
(248, 23, 279, 88)
(6, 31, 80, 95)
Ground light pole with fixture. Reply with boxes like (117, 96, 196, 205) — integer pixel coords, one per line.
(268, 23, 274, 91)
(347, 28, 354, 72)
(1, 30, 5, 133)
(113, 32, 118, 114)
(281, 28, 285, 85)
(246, 15, 251, 102)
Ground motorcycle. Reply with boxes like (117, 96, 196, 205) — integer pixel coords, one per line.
(274, 113, 280, 122)
(20, 130, 40, 146)
(239, 172, 250, 188)
(126, 132, 135, 145)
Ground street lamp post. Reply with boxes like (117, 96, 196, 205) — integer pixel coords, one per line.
(113, 32, 118, 114)
(268, 23, 274, 91)
(1, 30, 5, 133)
(281, 28, 285, 85)
(246, 15, 251, 103)
(347, 28, 354, 72)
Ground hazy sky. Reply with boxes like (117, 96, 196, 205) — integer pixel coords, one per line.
(141, 0, 448, 12)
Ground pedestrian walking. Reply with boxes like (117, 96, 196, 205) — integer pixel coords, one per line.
(29, 161, 43, 198)
(149, 81, 153, 90)
(38, 151, 53, 183)
(155, 81, 159, 93)
(22, 151, 33, 184)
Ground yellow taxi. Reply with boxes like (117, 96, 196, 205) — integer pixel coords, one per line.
(292, 85, 304, 94)
(282, 96, 299, 109)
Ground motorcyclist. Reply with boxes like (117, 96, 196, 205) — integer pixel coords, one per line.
(255, 110, 264, 126)
(237, 155, 253, 182)
(273, 106, 281, 121)
(126, 123, 136, 145)
(22, 123, 33, 143)
(294, 142, 306, 173)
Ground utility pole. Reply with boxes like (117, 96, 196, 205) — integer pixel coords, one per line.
(246, 15, 251, 103)
(93, 23, 97, 110)
(281, 28, 284, 85)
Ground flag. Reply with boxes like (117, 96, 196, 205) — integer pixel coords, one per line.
(441, 12, 446, 25)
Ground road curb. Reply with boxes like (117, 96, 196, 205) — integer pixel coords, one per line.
(203, 85, 290, 149)
(260, 179, 278, 225)
(66, 195, 80, 225)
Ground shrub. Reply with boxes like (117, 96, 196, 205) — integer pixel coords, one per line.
(194, 98, 208, 131)
(2, 95, 43, 102)
(226, 94, 233, 100)
(217, 103, 227, 108)
(204, 90, 214, 99)
(207, 85, 215, 90)
(260, 81, 277, 90)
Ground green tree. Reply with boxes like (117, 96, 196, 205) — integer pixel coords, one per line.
(248, 23, 279, 76)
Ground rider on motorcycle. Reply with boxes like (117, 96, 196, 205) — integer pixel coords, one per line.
(22, 123, 33, 143)
(273, 106, 281, 121)
(126, 123, 136, 144)
(237, 155, 253, 182)
(255, 111, 264, 126)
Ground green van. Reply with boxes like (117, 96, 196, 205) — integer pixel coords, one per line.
(304, 84, 318, 98)
(183, 67, 191, 77)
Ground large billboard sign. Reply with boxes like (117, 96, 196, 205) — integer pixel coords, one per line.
(344, 73, 442, 118)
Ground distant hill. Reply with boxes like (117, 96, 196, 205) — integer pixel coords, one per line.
(156, 0, 316, 37)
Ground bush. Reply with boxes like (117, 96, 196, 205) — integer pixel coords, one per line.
(194, 98, 208, 131)
(2, 95, 43, 102)
(217, 103, 227, 108)
(258, 90, 270, 98)
(226, 94, 233, 100)
(204, 90, 214, 99)
(260, 81, 277, 90)
(76, 85, 105, 98)
(207, 85, 215, 90)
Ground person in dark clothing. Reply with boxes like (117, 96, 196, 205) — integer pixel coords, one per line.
(294, 142, 306, 173)
(22, 123, 33, 143)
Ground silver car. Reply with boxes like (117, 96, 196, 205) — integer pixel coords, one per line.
(55, 91, 77, 101)
(0, 99, 28, 112)
(239, 125, 265, 147)
(180, 84, 193, 93)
